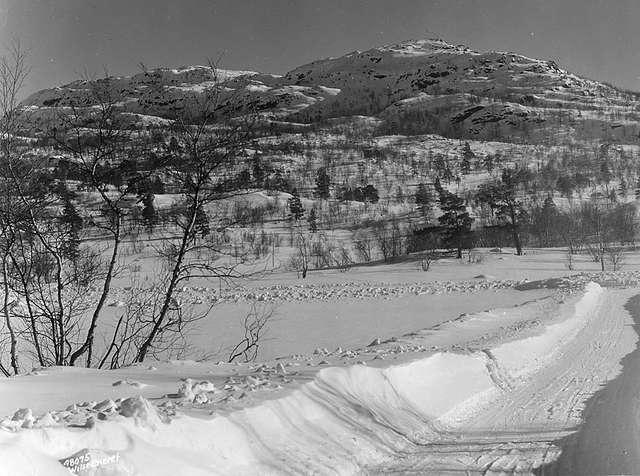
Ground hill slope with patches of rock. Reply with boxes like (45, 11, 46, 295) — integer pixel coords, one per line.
(20, 38, 640, 144)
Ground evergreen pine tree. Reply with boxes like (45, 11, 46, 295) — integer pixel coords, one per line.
(237, 169, 251, 188)
(140, 192, 157, 234)
(619, 177, 628, 198)
(60, 197, 83, 260)
(541, 194, 558, 217)
(315, 167, 331, 200)
(483, 154, 494, 174)
(288, 188, 305, 221)
(252, 154, 265, 187)
(307, 207, 318, 233)
(437, 188, 473, 259)
(539, 194, 559, 246)
(461, 142, 474, 175)
(600, 159, 612, 184)
(194, 206, 210, 238)
(434, 177, 444, 196)
(362, 184, 379, 203)
(152, 176, 165, 194)
(415, 183, 433, 217)
(271, 170, 291, 192)
(476, 169, 527, 255)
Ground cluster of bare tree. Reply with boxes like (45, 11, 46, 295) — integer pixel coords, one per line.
(286, 162, 638, 278)
(0, 45, 268, 374)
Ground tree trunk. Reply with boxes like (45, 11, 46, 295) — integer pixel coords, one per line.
(509, 206, 523, 256)
(135, 197, 200, 363)
(2, 256, 19, 374)
(69, 218, 121, 366)
(9, 252, 45, 367)
(53, 253, 65, 365)
(512, 224, 523, 256)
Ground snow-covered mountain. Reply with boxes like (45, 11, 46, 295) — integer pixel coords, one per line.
(21, 38, 640, 143)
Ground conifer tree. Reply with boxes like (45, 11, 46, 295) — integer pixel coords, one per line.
(307, 207, 318, 233)
(60, 196, 83, 260)
(415, 183, 433, 217)
(140, 192, 157, 234)
(461, 142, 474, 175)
(288, 188, 305, 221)
(437, 186, 473, 259)
(194, 205, 210, 238)
(315, 167, 330, 200)
(477, 169, 528, 255)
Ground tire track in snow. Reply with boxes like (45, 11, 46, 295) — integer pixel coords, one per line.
(372, 288, 638, 475)
(468, 289, 634, 433)
(538, 292, 640, 475)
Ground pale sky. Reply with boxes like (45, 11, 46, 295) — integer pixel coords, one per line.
(1, 0, 640, 97)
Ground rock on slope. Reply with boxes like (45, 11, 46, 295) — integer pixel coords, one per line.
(285, 38, 640, 142)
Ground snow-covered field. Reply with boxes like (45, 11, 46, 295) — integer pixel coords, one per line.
(100, 247, 640, 361)
(1, 251, 640, 475)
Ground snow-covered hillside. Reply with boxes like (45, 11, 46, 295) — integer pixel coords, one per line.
(20, 38, 640, 143)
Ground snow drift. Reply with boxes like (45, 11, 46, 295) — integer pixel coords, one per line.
(0, 284, 605, 475)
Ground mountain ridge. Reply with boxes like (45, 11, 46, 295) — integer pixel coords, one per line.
(20, 38, 640, 144)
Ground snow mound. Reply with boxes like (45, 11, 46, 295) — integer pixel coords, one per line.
(174, 378, 216, 403)
(118, 396, 164, 429)
(493, 282, 603, 380)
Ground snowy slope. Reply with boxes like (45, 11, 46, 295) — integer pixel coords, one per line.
(20, 38, 640, 143)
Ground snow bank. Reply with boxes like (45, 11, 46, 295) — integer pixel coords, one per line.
(493, 282, 604, 380)
(0, 284, 605, 475)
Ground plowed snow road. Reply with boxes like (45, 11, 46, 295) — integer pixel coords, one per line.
(537, 292, 640, 475)
(373, 288, 640, 475)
